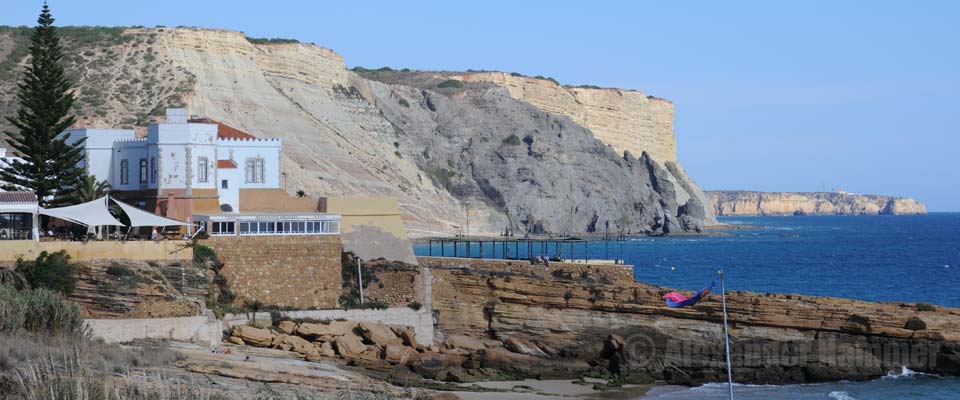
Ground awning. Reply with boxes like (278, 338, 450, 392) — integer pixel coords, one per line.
(39, 197, 124, 227)
(110, 197, 189, 227)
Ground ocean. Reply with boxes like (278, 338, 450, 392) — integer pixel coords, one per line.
(413, 213, 960, 398)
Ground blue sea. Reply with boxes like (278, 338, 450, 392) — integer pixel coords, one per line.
(413, 213, 960, 398)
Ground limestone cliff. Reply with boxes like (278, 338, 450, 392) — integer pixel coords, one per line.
(0, 26, 715, 235)
(709, 191, 927, 216)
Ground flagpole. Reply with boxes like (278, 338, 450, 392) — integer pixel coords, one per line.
(720, 267, 734, 400)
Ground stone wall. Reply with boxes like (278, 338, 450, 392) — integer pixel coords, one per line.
(363, 269, 421, 306)
(202, 235, 343, 309)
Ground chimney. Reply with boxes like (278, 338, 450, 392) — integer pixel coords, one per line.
(165, 108, 188, 124)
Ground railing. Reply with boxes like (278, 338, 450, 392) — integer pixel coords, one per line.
(0, 228, 32, 240)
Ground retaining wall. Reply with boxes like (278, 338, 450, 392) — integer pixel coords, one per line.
(0, 240, 193, 262)
(85, 314, 222, 346)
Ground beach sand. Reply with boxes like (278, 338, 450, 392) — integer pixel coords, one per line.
(449, 378, 654, 400)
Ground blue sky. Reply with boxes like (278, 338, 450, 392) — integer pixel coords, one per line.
(5, 1, 958, 210)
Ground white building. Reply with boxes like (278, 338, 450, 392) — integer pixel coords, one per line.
(65, 108, 283, 220)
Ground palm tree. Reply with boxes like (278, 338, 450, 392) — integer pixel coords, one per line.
(68, 173, 111, 204)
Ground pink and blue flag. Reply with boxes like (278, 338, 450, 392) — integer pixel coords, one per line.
(662, 281, 715, 308)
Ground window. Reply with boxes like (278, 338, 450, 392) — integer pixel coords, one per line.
(0, 213, 33, 240)
(150, 157, 157, 183)
(198, 157, 209, 183)
(120, 159, 129, 185)
(210, 221, 235, 236)
(139, 159, 148, 184)
(245, 158, 265, 183)
(221, 179, 229, 189)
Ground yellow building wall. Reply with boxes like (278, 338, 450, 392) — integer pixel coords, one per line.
(0, 240, 193, 262)
(320, 197, 416, 264)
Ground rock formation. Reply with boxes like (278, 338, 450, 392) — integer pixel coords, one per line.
(0, 26, 716, 235)
(709, 191, 927, 216)
(420, 257, 960, 385)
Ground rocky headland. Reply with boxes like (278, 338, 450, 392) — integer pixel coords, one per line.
(708, 191, 927, 216)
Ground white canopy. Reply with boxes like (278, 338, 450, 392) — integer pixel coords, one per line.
(39, 196, 124, 227)
(110, 197, 189, 227)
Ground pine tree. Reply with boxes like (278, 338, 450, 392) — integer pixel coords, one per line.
(0, 3, 84, 208)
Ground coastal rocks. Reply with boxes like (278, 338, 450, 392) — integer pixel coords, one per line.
(708, 191, 927, 216)
(334, 332, 367, 356)
(503, 337, 547, 357)
(425, 258, 960, 385)
(444, 335, 487, 352)
(231, 326, 275, 347)
(359, 320, 403, 346)
(296, 321, 355, 339)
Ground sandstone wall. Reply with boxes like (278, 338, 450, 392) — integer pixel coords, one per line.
(71, 259, 208, 319)
(456, 72, 677, 163)
(203, 235, 343, 309)
(708, 191, 927, 216)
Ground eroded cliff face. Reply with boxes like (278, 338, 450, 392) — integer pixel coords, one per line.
(421, 257, 960, 385)
(709, 191, 927, 216)
(0, 27, 715, 235)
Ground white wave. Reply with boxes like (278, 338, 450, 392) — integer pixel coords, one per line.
(829, 391, 858, 400)
(882, 366, 939, 380)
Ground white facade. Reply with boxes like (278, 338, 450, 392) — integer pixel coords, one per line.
(70, 109, 282, 213)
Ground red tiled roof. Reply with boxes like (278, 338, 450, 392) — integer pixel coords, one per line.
(188, 117, 256, 140)
(217, 159, 237, 169)
(0, 191, 37, 204)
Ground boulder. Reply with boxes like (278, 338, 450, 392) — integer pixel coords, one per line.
(391, 325, 419, 348)
(226, 336, 245, 346)
(384, 344, 417, 365)
(231, 325, 276, 347)
(282, 335, 315, 354)
(318, 341, 336, 357)
(335, 332, 367, 356)
(277, 320, 297, 334)
(444, 367, 476, 383)
(445, 334, 486, 352)
(409, 352, 465, 379)
(359, 321, 402, 346)
(297, 321, 357, 338)
(504, 337, 547, 357)
(904, 316, 927, 331)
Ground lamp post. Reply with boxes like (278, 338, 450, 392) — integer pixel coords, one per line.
(357, 257, 364, 304)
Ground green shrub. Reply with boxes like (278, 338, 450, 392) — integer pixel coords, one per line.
(352, 300, 388, 310)
(16, 251, 78, 295)
(398, 98, 410, 107)
(916, 303, 937, 312)
(193, 244, 217, 265)
(245, 37, 299, 44)
(502, 134, 522, 146)
(437, 79, 464, 89)
(407, 301, 422, 311)
(0, 284, 84, 335)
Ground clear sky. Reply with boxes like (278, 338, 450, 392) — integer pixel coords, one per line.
(5, 1, 958, 211)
